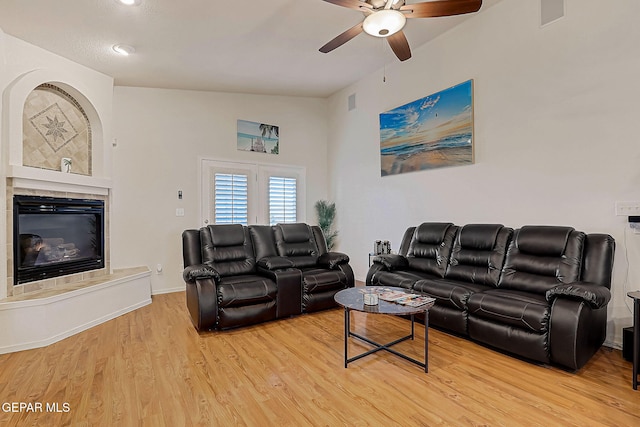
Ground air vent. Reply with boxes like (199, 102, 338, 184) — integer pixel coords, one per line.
(540, 0, 564, 27)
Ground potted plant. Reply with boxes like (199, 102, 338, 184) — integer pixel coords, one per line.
(314, 200, 338, 251)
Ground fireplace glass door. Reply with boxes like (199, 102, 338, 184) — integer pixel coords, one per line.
(13, 195, 105, 285)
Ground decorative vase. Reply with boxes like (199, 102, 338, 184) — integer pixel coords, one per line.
(61, 158, 72, 173)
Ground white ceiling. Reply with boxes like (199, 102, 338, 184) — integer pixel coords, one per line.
(0, 0, 503, 98)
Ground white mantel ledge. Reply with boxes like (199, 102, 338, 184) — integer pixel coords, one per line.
(8, 165, 112, 196)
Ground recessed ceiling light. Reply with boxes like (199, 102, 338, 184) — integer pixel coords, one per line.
(116, 0, 141, 6)
(112, 44, 135, 56)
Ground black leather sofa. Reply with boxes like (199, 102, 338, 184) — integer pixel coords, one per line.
(182, 223, 354, 331)
(366, 222, 615, 371)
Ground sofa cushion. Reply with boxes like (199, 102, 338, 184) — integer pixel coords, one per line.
(414, 278, 492, 311)
(301, 268, 349, 294)
(517, 226, 573, 257)
(317, 252, 349, 269)
(274, 223, 318, 267)
(369, 269, 438, 289)
(498, 226, 585, 294)
(279, 223, 312, 243)
(217, 275, 277, 308)
(200, 225, 256, 277)
(406, 222, 458, 278)
(445, 224, 513, 287)
(373, 254, 408, 270)
(459, 224, 502, 250)
(467, 289, 550, 333)
(209, 224, 246, 247)
(414, 222, 451, 244)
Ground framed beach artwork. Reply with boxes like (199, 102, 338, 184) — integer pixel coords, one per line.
(379, 80, 474, 176)
(237, 119, 279, 154)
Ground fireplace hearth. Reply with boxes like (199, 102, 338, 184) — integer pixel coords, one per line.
(13, 195, 105, 285)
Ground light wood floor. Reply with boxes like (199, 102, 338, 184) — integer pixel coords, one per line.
(0, 291, 638, 426)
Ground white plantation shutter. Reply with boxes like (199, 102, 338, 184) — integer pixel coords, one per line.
(269, 176, 297, 225)
(202, 160, 305, 226)
(214, 173, 248, 225)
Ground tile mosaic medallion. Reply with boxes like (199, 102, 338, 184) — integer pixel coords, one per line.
(22, 84, 92, 175)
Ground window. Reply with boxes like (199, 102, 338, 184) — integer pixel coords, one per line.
(268, 176, 297, 225)
(214, 173, 248, 225)
(201, 160, 305, 226)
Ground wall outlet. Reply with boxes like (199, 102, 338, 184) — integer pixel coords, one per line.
(615, 201, 640, 216)
(176, 208, 185, 217)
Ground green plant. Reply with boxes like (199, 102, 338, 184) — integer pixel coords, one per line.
(315, 200, 338, 251)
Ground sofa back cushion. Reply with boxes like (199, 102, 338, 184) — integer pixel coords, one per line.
(498, 225, 585, 294)
(406, 222, 458, 278)
(273, 223, 318, 268)
(445, 224, 513, 287)
(200, 224, 256, 277)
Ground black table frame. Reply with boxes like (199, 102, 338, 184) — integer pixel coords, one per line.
(342, 307, 429, 373)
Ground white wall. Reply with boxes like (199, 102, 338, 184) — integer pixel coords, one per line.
(326, 0, 640, 347)
(111, 87, 329, 294)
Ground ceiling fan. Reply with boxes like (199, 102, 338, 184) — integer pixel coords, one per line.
(319, 0, 482, 61)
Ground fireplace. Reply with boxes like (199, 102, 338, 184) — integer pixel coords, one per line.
(13, 195, 105, 285)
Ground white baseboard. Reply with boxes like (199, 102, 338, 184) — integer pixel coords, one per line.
(152, 284, 185, 295)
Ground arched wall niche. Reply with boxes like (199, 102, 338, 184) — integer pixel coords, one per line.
(23, 83, 92, 175)
(3, 69, 106, 179)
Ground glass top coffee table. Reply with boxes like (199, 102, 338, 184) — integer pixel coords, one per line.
(334, 286, 435, 373)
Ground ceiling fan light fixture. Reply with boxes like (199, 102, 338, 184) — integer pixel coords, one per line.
(116, 0, 141, 5)
(362, 10, 406, 38)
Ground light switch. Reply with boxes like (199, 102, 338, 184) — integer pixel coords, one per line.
(176, 208, 185, 217)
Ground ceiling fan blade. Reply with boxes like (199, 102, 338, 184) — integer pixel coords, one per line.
(400, 0, 482, 18)
(321, 0, 374, 11)
(319, 22, 365, 53)
(387, 30, 411, 61)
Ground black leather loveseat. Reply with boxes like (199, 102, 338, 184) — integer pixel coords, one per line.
(366, 222, 615, 371)
(182, 223, 354, 331)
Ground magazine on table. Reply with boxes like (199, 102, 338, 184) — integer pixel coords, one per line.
(377, 289, 435, 307)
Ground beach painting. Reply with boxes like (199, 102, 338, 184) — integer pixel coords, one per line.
(237, 119, 279, 155)
(379, 80, 474, 176)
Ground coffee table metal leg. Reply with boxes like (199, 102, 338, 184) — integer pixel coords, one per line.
(344, 307, 349, 368)
(410, 314, 415, 340)
(424, 311, 429, 373)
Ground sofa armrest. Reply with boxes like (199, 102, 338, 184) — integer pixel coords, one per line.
(183, 264, 221, 284)
(257, 256, 295, 270)
(373, 254, 408, 271)
(318, 252, 350, 269)
(546, 282, 611, 309)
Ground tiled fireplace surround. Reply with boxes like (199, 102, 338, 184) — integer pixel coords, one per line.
(5, 180, 110, 297)
(4, 81, 111, 298)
